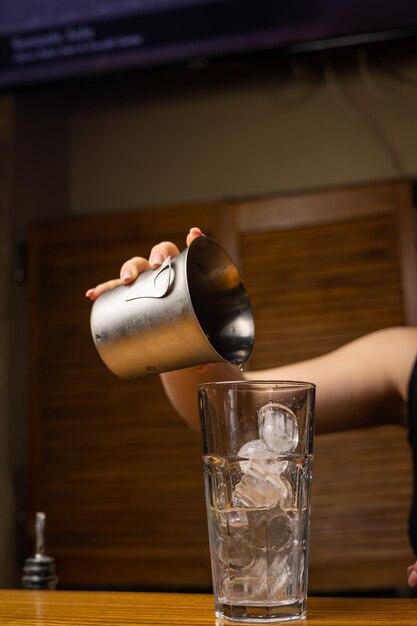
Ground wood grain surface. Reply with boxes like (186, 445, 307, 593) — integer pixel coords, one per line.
(0, 590, 416, 625)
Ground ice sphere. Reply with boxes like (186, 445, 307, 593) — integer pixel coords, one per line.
(238, 439, 271, 468)
(266, 511, 294, 553)
(228, 507, 248, 529)
(214, 495, 250, 536)
(233, 471, 289, 509)
(226, 549, 290, 603)
(237, 439, 293, 509)
(245, 509, 294, 554)
(217, 534, 256, 570)
(238, 439, 288, 475)
(220, 575, 267, 604)
(258, 403, 299, 455)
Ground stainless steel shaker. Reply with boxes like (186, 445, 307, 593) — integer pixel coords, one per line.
(90, 236, 254, 378)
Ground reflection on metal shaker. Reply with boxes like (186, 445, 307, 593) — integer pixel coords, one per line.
(90, 236, 255, 378)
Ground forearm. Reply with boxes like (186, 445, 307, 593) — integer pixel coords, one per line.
(160, 363, 244, 431)
(162, 327, 417, 436)
(246, 327, 417, 435)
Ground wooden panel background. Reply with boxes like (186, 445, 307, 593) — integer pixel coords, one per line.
(236, 182, 415, 591)
(27, 182, 416, 592)
(27, 205, 218, 589)
(241, 215, 404, 367)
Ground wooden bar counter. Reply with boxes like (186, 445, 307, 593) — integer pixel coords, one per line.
(0, 590, 416, 625)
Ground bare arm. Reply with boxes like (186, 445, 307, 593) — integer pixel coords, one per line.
(86, 228, 417, 436)
(161, 326, 417, 433)
(246, 327, 417, 434)
(160, 363, 244, 431)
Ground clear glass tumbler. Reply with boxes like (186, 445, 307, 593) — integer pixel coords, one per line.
(198, 381, 315, 623)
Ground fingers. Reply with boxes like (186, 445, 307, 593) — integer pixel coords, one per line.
(86, 227, 204, 301)
(86, 278, 123, 301)
(186, 226, 204, 247)
(146, 228, 204, 268)
(147, 226, 203, 268)
(407, 562, 417, 587)
(120, 256, 152, 282)
(148, 241, 180, 268)
(86, 256, 151, 301)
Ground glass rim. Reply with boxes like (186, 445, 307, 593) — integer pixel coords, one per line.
(197, 379, 316, 391)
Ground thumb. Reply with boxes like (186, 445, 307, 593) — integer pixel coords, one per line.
(186, 227, 204, 247)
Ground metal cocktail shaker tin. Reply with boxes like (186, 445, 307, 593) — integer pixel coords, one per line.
(90, 236, 254, 378)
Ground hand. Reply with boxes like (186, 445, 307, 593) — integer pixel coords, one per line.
(408, 561, 417, 587)
(85, 227, 204, 301)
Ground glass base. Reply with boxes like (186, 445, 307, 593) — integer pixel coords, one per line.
(215, 598, 306, 623)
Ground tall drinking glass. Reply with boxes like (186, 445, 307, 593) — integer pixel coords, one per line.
(198, 381, 315, 623)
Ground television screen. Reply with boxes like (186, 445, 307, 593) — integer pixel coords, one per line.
(1, 0, 417, 89)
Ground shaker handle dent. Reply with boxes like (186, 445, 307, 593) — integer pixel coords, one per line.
(125, 256, 174, 301)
